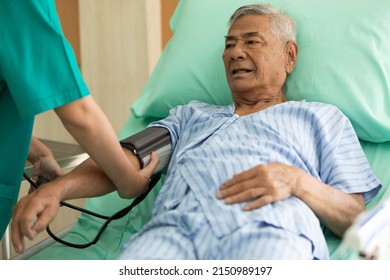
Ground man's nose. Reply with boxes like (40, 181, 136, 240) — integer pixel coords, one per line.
(230, 41, 247, 60)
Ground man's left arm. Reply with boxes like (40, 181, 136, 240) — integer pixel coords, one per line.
(289, 165, 365, 237)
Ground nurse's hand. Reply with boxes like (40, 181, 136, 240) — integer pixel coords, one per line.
(29, 154, 64, 193)
(27, 136, 64, 193)
(31, 154, 64, 181)
(11, 185, 61, 254)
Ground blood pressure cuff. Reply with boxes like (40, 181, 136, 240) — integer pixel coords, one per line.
(119, 127, 172, 174)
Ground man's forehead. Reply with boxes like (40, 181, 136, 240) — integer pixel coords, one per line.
(226, 15, 271, 38)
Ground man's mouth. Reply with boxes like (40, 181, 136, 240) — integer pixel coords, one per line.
(232, 68, 253, 75)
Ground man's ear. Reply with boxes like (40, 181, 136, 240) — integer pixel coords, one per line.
(284, 41, 298, 74)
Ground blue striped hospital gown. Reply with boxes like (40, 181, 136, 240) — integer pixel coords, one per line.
(118, 100, 381, 260)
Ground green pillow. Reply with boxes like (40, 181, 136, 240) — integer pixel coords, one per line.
(131, 0, 390, 142)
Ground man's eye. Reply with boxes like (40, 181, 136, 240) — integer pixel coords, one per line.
(247, 40, 258, 45)
(225, 43, 234, 49)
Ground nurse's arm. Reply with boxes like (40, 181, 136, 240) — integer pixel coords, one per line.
(54, 95, 152, 198)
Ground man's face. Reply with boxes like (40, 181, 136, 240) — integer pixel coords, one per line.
(222, 15, 289, 97)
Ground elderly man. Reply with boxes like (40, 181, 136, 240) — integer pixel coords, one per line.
(11, 4, 381, 259)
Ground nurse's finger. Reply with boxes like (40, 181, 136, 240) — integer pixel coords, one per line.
(140, 151, 160, 179)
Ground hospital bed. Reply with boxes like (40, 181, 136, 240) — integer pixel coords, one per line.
(13, 0, 390, 259)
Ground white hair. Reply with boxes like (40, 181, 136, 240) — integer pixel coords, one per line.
(228, 4, 297, 42)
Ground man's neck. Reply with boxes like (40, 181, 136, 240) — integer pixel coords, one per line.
(234, 94, 287, 116)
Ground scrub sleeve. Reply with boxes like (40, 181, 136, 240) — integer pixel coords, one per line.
(0, 0, 90, 239)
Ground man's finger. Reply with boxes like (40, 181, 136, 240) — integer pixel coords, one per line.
(217, 176, 260, 199)
(11, 228, 26, 254)
(221, 187, 265, 205)
(242, 195, 274, 211)
(11, 201, 29, 253)
(220, 167, 259, 190)
(31, 203, 59, 233)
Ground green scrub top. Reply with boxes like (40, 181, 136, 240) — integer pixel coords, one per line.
(0, 0, 90, 239)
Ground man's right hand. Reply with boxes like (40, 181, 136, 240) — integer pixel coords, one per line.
(11, 185, 61, 254)
(11, 150, 160, 254)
